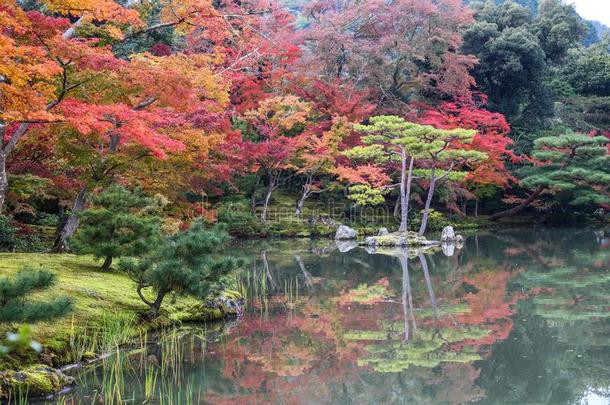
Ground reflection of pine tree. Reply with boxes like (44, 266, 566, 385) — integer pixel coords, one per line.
(478, 242, 610, 404)
(345, 253, 488, 373)
(0, 268, 72, 323)
(520, 266, 610, 321)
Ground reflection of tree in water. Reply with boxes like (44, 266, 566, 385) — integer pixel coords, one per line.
(206, 228, 609, 404)
(475, 228, 610, 405)
(347, 250, 489, 374)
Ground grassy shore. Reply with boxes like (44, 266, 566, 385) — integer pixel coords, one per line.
(0, 254, 238, 371)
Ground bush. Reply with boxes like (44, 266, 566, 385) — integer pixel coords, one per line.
(33, 213, 59, 227)
(411, 209, 449, 231)
(0, 217, 44, 252)
(0, 267, 72, 324)
(120, 220, 243, 318)
(0, 216, 19, 251)
(72, 185, 162, 271)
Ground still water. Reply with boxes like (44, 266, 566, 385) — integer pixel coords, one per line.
(55, 227, 609, 404)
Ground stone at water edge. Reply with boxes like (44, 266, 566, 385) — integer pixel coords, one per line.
(441, 226, 456, 242)
(0, 365, 75, 399)
(378, 227, 390, 236)
(335, 225, 358, 240)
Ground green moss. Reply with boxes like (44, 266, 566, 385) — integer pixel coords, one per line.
(0, 253, 240, 370)
(0, 365, 75, 398)
(364, 232, 431, 247)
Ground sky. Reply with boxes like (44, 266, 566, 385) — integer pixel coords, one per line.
(567, 0, 610, 26)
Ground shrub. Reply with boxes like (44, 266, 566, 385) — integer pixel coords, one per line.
(120, 220, 243, 319)
(72, 185, 162, 271)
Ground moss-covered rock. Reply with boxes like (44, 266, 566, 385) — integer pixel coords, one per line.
(361, 231, 438, 247)
(169, 291, 243, 322)
(0, 365, 75, 399)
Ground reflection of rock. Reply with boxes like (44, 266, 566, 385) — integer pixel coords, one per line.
(441, 242, 455, 256)
(378, 227, 390, 236)
(335, 224, 358, 240)
(455, 236, 464, 248)
(310, 242, 337, 256)
(362, 231, 438, 248)
(335, 239, 359, 253)
(0, 365, 75, 399)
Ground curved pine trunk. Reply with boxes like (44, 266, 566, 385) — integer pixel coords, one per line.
(101, 256, 113, 272)
(489, 186, 545, 221)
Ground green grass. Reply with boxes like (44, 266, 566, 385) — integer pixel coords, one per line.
(0, 254, 230, 370)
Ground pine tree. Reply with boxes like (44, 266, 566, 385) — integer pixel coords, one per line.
(491, 132, 610, 219)
(71, 185, 162, 271)
(344, 116, 485, 235)
(0, 268, 72, 323)
(120, 220, 242, 319)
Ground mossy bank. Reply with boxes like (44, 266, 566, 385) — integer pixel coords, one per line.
(0, 253, 241, 398)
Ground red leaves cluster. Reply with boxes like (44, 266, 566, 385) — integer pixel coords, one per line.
(415, 100, 518, 187)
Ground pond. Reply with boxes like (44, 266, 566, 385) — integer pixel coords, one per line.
(49, 227, 610, 404)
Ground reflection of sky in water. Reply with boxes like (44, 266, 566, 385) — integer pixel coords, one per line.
(579, 388, 610, 405)
(56, 227, 610, 405)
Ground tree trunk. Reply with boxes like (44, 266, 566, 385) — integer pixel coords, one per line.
(489, 186, 545, 221)
(474, 199, 479, 218)
(418, 167, 436, 237)
(399, 148, 408, 232)
(147, 290, 167, 319)
(261, 174, 276, 223)
(295, 177, 312, 218)
(399, 155, 415, 233)
(393, 195, 400, 218)
(0, 152, 8, 214)
(0, 123, 32, 214)
(101, 256, 113, 272)
(52, 188, 87, 252)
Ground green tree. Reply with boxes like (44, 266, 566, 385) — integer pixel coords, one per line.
(410, 128, 485, 236)
(0, 268, 72, 324)
(345, 117, 484, 235)
(491, 132, 610, 219)
(463, 1, 551, 129)
(346, 116, 422, 233)
(535, 0, 587, 64)
(72, 185, 162, 272)
(120, 220, 242, 319)
(560, 39, 610, 98)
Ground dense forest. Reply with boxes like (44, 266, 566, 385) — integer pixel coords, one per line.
(1, 0, 608, 252)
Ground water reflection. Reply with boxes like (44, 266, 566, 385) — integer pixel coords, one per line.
(51, 227, 609, 405)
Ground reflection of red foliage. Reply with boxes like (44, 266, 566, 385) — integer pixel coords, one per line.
(455, 271, 525, 350)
